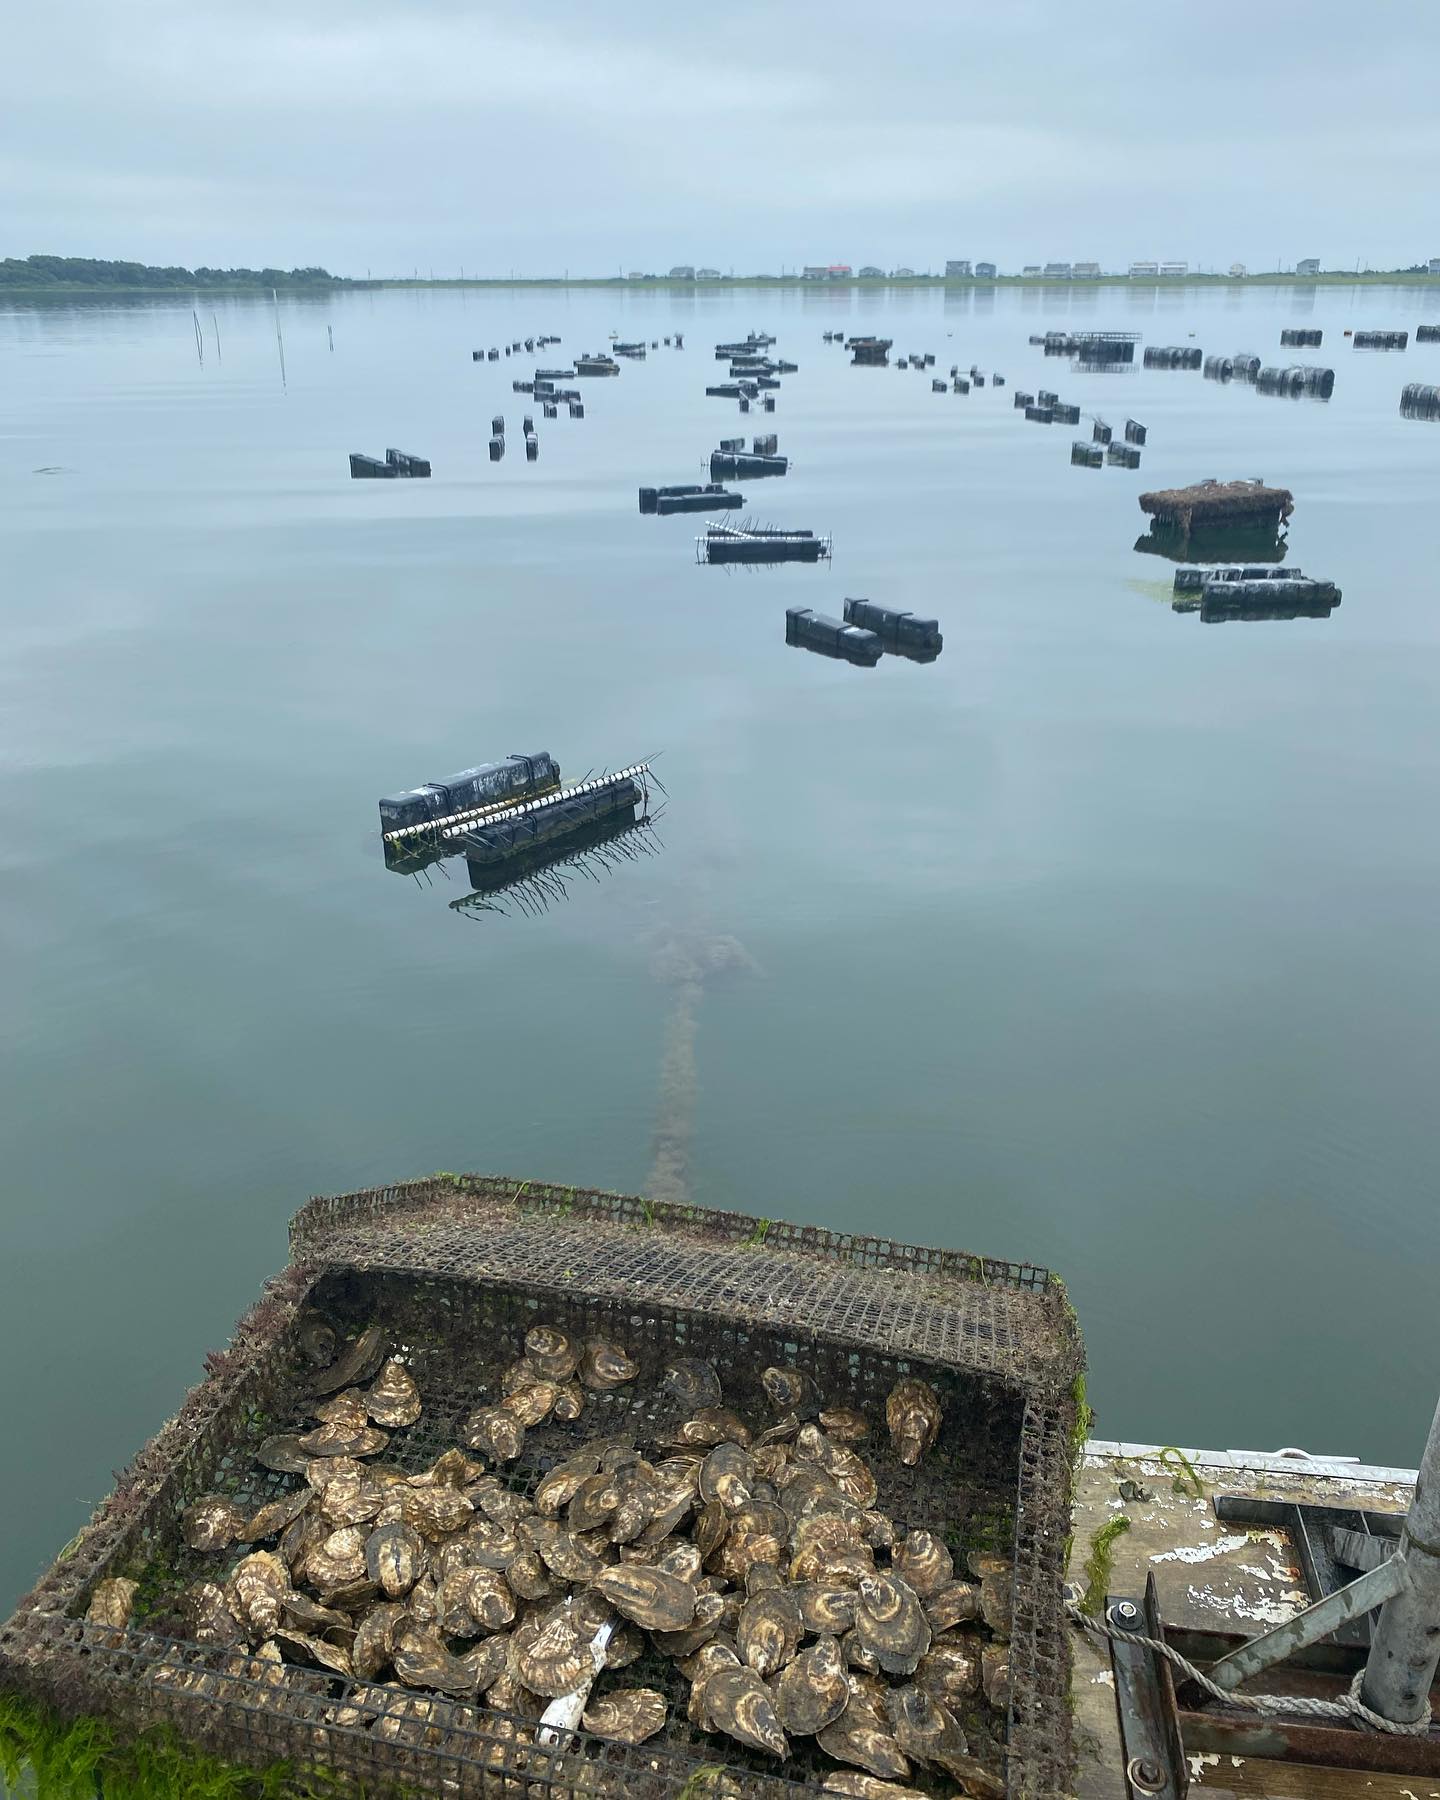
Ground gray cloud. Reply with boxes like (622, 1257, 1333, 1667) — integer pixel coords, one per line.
(5, 0, 1437, 275)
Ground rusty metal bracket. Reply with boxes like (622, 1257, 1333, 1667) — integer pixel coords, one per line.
(1107, 1577, 1189, 1800)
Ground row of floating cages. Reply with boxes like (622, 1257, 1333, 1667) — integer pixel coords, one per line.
(1351, 329, 1408, 349)
(451, 804, 662, 920)
(471, 334, 562, 362)
(349, 448, 431, 480)
(785, 599, 942, 668)
(1034, 330, 1140, 364)
(1417, 324, 1440, 343)
(1143, 345, 1203, 369)
(1071, 440, 1140, 469)
(1172, 578, 1341, 623)
(1205, 357, 1335, 397)
(1280, 327, 1323, 347)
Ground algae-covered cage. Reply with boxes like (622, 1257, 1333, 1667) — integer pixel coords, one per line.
(0, 1177, 1082, 1800)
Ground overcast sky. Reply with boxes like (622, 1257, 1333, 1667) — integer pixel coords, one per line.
(5, 0, 1438, 277)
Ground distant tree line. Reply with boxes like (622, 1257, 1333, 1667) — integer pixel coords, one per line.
(0, 256, 357, 290)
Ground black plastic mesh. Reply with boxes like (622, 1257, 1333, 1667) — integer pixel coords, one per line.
(2, 1180, 1082, 1800)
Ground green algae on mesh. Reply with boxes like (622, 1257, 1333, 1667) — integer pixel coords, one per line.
(0, 1692, 344, 1800)
(1079, 1515, 1131, 1619)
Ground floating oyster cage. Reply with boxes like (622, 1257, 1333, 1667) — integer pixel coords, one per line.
(0, 1176, 1082, 1800)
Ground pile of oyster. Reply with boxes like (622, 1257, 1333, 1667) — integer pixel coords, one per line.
(88, 1321, 1012, 1800)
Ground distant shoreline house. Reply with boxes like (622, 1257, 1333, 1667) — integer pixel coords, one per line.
(1022, 265, 1042, 278)
(975, 261, 997, 279)
(890, 266, 915, 279)
(858, 265, 884, 278)
(1072, 261, 1101, 279)
(945, 259, 972, 278)
(1044, 262, 1071, 279)
(1229, 262, 1247, 278)
(1161, 260, 1188, 277)
(696, 268, 721, 280)
(1296, 258, 1321, 277)
(669, 264, 695, 280)
(802, 264, 853, 281)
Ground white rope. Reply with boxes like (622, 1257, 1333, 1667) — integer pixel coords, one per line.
(1066, 1601, 1432, 1737)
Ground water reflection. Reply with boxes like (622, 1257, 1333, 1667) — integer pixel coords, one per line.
(449, 807, 662, 920)
(1133, 523, 1290, 565)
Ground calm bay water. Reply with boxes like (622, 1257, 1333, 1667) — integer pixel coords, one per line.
(3, 281, 1440, 1608)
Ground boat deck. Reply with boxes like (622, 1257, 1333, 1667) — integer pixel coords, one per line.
(1071, 1442, 1427, 1800)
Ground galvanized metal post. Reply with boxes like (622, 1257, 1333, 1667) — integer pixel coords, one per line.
(1363, 1392, 1440, 1723)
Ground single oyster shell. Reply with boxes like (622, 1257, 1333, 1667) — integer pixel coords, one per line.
(695, 1499, 729, 1561)
(306, 1525, 370, 1595)
(823, 1777, 931, 1800)
(819, 1407, 870, 1444)
(594, 1565, 697, 1633)
(312, 1388, 370, 1431)
(229, 1550, 291, 1638)
(579, 1340, 639, 1392)
(401, 1484, 474, 1540)
(605, 1621, 644, 1669)
(366, 1360, 422, 1428)
(815, 1547, 876, 1588)
(567, 1472, 622, 1534)
(698, 1442, 755, 1512)
(283, 1591, 350, 1635)
(775, 1632, 850, 1735)
(885, 1378, 942, 1468)
(925, 1580, 981, 1633)
(274, 1628, 353, 1679)
(855, 1573, 931, 1677)
(535, 1451, 603, 1518)
(309, 1324, 387, 1397)
(981, 1642, 1011, 1711)
(916, 1640, 982, 1705)
(761, 1366, 813, 1414)
(519, 1518, 607, 1582)
(660, 1356, 722, 1409)
(886, 1684, 975, 1780)
(792, 1582, 859, 1635)
(181, 1496, 248, 1553)
(609, 1466, 659, 1543)
(463, 1636, 510, 1694)
(791, 1512, 860, 1581)
(681, 1636, 740, 1689)
(502, 1381, 559, 1428)
(860, 1510, 896, 1550)
(508, 1606, 599, 1698)
(413, 1448, 485, 1489)
(393, 1625, 479, 1694)
(504, 1549, 553, 1601)
(978, 1567, 1013, 1638)
(455, 1519, 520, 1571)
(653, 1539, 703, 1584)
(825, 1445, 878, 1509)
(552, 1380, 585, 1422)
(85, 1576, 138, 1631)
(441, 1567, 515, 1635)
(463, 1406, 525, 1463)
(696, 1665, 789, 1759)
(316, 1465, 384, 1529)
(737, 1587, 802, 1678)
(676, 1407, 752, 1448)
(745, 1561, 784, 1597)
(524, 1324, 582, 1382)
(365, 1522, 423, 1598)
(650, 1589, 727, 1658)
(817, 1709, 911, 1780)
(466, 1475, 532, 1525)
(296, 1314, 339, 1369)
(893, 1529, 953, 1599)
(180, 1580, 245, 1647)
(239, 1489, 312, 1543)
(297, 1419, 389, 1459)
(581, 1687, 667, 1745)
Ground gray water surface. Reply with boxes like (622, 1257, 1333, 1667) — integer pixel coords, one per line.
(4, 282, 1440, 1609)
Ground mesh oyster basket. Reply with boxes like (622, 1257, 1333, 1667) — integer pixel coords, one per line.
(1, 1174, 1084, 1799)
